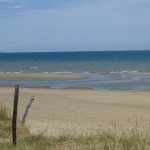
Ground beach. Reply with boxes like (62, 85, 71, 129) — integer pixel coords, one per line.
(0, 73, 87, 80)
(1, 85, 150, 135)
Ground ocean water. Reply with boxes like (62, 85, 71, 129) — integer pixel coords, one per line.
(0, 51, 150, 91)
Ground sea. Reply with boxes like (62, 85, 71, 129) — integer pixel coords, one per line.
(0, 50, 150, 91)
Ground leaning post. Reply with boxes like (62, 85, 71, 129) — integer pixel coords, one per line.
(12, 85, 19, 145)
(22, 96, 36, 124)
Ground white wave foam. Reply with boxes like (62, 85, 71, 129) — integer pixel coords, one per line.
(52, 71, 73, 74)
(110, 71, 138, 74)
(0, 71, 23, 74)
(84, 71, 96, 75)
(29, 67, 39, 69)
(52, 71, 97, 76)
(13, 71, 23, 74)
(43, 72, 49, 74)
(110, 70, 150, 75)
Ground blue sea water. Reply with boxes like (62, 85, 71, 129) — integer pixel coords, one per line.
(0, 51, 150, 91)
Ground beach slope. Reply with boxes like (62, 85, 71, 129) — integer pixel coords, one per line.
(1, 87, 150, 134)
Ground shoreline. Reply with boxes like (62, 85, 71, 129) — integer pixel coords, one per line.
(0, 85, 147, 92)
(0, 84, 148, 92)
(0, 73, 150, 91)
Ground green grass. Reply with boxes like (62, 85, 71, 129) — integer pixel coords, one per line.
(1, 105, 150, 150)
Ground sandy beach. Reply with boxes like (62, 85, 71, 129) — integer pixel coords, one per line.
(1, 85, 150, 135)
(0, 73, 87, 80)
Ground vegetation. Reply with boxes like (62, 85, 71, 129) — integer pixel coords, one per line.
(0, 105, 150, 150)
(0, 105, 29, 144)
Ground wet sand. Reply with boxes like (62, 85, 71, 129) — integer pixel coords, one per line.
(0, 73, 87, 80)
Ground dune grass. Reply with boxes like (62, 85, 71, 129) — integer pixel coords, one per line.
(0, 105, 150, 150)
(0, 105, 29, 144)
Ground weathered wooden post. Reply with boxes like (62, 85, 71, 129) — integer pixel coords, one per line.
(12, 85, 19, 145)
(22, 96, 36, 124)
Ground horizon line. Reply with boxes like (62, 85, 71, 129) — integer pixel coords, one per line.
(0, 50, 150, 53)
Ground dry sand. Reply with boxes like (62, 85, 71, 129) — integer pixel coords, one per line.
(1, 86, 150, 135)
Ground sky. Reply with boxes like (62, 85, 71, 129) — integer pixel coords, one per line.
(0, 0, 150, 52)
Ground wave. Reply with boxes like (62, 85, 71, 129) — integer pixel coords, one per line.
(12, 71, 23, 74)
(29, 67, 39, 69)
(110, 70, 150, 75)
(0, 71, 23, 74)
(84, 71, 97, 75)
(51, 71, 97, 76)
(0, 71, 95, 75)
(110, 71, 138, 74)
(52, 71, 73, 74)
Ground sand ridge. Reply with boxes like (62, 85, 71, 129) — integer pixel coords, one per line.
(0, 73, 88, 80)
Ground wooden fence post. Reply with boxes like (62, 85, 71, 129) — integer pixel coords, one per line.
(12, 85, 19, 145)
(22, 96, 36, 124)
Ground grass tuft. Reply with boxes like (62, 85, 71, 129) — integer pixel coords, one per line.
(0, 106, 10, 121)
(1, 105, 150, 149)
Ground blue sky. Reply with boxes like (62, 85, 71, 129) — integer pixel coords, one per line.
(0, 0, 150, 52)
